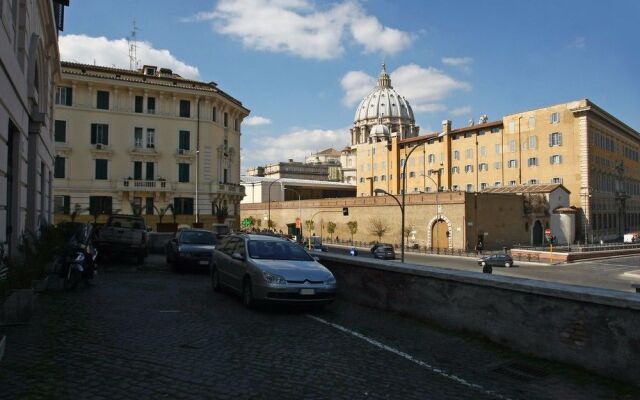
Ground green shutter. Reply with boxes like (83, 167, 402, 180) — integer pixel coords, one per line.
(54, 120, 66, 142)
(95, 159, 108, 180)
(91, 124, 97, 144)
(103, 125, 109, 145)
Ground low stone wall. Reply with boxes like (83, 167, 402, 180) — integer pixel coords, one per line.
(511, 247, 640, 263)
(317, 253, 640, 384)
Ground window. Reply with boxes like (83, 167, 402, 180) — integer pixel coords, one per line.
(551, 177, 563, 184)
(224, 112, 228, 127)
(179, 130, 190, 150)
(478, 130, 485, 136)
(178, 163, 190, 182)
(134, 127, 143, 148)
(234, 118, 239, 131)
(549, 132, 562, 146)
(491, 127, 500, 133)
(409, 171, 415, 178)
(145, 198, 154, 215)
(494, 181, 501, 187)
(212, 107, 217, 122)
(89, 196, 112, 215)
(425, 187, 432, 193)
(173, 197, 194, 215)
(54, 120, 66, 142)
(453, 150, 460, 160)
(479, 163, 488, 171)
(135, 96, 143, 113)
(528, 116, 536, 129)
(145, 162, 155, 180)
(466, 184, 474, 192)
(96, 90, 109, 110)
(464, 132, 472, 138)
(480, 146, 487, 157)
(465, 149, 473, 159)
(55, 86, 72, 106)
(509, 140, 516, 152)
(451, 166, 460, 174)
(381, 175, 386, 181)
(373, 176, 378, 182)
(133, 161, 142, 180)
(550, 155, 563, 165)
(528, 157, 538, 167)
(508, 121, 516, 133)
(494, 161, 502, 169)
(146, 129, 155, 148)
(528, 179, 538, 185)
(95, 159, 108, 180)
(480, 183, 488, 190)
(550, 112, 560, 124)
(495, 144, 501, 154)
(359, 177, 364, 183)
(464, 165, 473, 173)
(529, 135, 538, 149)
(452, 185, 459, 191)
(509, 180, 516, 186)
(54, 195, 70, 214)
(428, 154, 435, 164)
(147, 97, 156, 114)
(179, 100, 190, 118)
(54, 156, 65, 178)
(90, 123, 109, 145)
(508, 160, 518, 168)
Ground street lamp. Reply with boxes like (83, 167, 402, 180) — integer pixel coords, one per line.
(282, 186, 302, 240)
(267, 177, 283, 232)
(581, 186, 592, 244)
(373, 188, 404, 261)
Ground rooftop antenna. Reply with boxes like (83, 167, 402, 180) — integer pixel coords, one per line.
(127, 19, 140, 70)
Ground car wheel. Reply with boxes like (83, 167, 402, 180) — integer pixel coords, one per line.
(505, 262, 511, 268)
(211, 267, 221, 292)
(242, 278, 254, 309)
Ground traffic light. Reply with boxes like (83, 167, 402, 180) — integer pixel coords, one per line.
(342, 207, 349, 216)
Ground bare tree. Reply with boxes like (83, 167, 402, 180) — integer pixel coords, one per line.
(404, 221, 416, 245)
(368, 217, 390, 242)
(347, 221, 358, 244)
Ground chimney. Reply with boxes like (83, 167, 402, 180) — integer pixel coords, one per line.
(441, 120, 452, 134)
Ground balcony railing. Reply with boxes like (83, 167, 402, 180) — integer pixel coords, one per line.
(119, 179, 172, 191)
(211, 182, 245, 195)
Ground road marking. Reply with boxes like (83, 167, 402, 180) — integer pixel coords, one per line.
(307, 315, 514, 400)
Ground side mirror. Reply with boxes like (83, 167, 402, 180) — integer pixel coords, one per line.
(231, 252, 244, 261)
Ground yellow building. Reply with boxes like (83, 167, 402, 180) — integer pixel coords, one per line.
(352, 67, 640, 242)
(52, 62, 250, 229)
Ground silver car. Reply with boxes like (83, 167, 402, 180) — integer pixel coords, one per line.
(210, 234, 337, 308)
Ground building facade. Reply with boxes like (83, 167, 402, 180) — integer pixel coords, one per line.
(241, 176, 356, 205)
(247, 148, 344, 182)
(53, 62, 249, 229)
(1, 0, 68, 255)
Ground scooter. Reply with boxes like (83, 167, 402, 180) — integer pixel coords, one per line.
(56, 223, 98, 291)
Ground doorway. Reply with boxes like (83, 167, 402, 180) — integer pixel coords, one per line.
(532, 220, 543, 246)
(431, 219, 448, 249)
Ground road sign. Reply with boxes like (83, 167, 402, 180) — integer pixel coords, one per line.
(342, 207, 349, 216)
(295, 217, 301, 229)
(545, 228, 552, 237)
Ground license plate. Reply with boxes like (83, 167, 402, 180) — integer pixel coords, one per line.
(199, 260, 209, 265)
(300, 288, 315, 295)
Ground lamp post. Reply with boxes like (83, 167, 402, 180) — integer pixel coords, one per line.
(267, 177, 283, 232)
(423, 173, 441, 249)
(282, 186, 302, 240)
(374, 188, 403, 261)
(581, 186, 593, 245)
(399, 144, 423, 262)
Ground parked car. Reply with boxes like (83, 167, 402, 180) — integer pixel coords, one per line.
(370, 243, 393, 253)
(210, 234, 336, 308)
(94, 215, 148, 264)
(302, 236, 328, 252)
(166, 229, 217, 271)
(477, 254, 514, 268)
(373, 245, 395, 260)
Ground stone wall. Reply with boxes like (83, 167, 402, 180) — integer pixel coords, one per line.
(317, 253, 640, 384)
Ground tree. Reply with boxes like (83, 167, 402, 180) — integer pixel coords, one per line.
(347, 221, 358, 244)
(212, 199, 229, 222)
(368, 217, 390, 242)
(267, 219, 276, 230)
(404, 221, 416, 245)
(327, 221, 337, 240)
(304, 220, 315, 235)
(256, 219, 262, 229)
(153, 204, 174, 224)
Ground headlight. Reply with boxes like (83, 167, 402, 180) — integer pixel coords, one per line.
(262, 271, 287, 285)
(325, 275, 336, 285)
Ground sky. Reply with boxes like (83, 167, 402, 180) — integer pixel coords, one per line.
(59, 0, 640, 172)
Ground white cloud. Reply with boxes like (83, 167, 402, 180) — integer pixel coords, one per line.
(185, 0, 412, 60)
(59, 34, 200, 79)
(569, 36, 586, 49)
(450, 106, 472, 116)
(341, 63, 471, 113)
(441, 57, 473, 67)
(242, 127, 349, 169)
(244, 116, 273, 126)
(340, 70, 376, 107)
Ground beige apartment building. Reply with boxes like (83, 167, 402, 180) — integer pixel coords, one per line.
(1, 0, 68, 256)
(53, 62, 249, 229)
(350, 67, 640, 241)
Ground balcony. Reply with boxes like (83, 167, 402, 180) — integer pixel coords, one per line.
(90, 143, 114, 157)
(174, 148, 195, 161)
(118, 179, 173, 192)
(129, 146, 160, 159)
(211, 182, 245, 196)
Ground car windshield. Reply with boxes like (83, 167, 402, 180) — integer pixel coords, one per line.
(180, 231, 215, 245)
(248, 240, 314, 261)
(379, 246, 393, 251)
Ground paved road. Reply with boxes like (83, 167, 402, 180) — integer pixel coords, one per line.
(326, 245, 640, 292)
(0, 257, 637, 399)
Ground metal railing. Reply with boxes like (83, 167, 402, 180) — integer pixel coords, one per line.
(120, 179, 171, 191)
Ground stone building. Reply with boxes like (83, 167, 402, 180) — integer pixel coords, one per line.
(1, 0, 69, 255)
(52, 62, 249, 229)
(247, 148, 344, 182)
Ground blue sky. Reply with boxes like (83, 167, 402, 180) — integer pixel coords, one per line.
(60, 0, 640, 171)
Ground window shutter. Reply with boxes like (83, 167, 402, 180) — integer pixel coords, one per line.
(104, 125, 109, 145)
(548, 133, 552, 147)
(558, 132, 562, 146)
(559, 155, 563, 164)
(91, 124, 97, 144)
(67, 88, 73, 106)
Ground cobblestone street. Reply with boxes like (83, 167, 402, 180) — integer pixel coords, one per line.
(1, 258, 638, 399)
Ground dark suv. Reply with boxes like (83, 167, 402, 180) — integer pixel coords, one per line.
(477, 254, 514, 268)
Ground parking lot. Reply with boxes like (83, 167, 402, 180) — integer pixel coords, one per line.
(0, 256, 637, 399)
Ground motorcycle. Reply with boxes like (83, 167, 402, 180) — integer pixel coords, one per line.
(56, 223, 98, 291)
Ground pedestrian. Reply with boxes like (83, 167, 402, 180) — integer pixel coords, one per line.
(476, 241, 484, 255)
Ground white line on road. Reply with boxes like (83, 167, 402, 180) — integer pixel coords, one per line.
(307, 314, 515, 400)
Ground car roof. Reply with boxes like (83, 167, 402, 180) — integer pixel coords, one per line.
(179, 228, 213, 233)
(229, 233, 288, 242)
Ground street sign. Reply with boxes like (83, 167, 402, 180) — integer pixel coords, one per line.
(342, 207, 349, 216)
(545, 228, 552, 237)
(295, 217, 301, 229)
